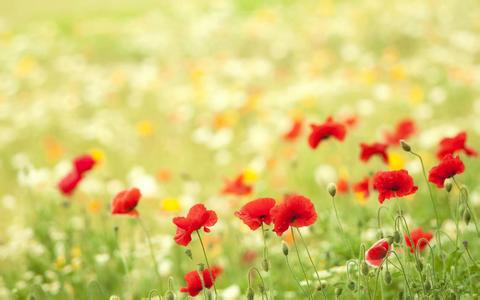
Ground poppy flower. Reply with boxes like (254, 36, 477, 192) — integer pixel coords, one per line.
(308, 116, 346, 149)
(404, 227, 433, 253)
(342, 115, 358, 128)
(384, 119, 416, 145)
(436, 132, 477, 160)
(179, 266, 222, 297)
(373, 170, 418, 204)
(73, 154, 96, 174)
(111, 187, 141, 217)
(353, 177, 370, 198)
(235, 197, 276, 230)
(58, 171, 82, 196)
(173, 204, 218, 246)
(360, 142, 389, 164)
(270, 194, 317, 236)
(336, 178, 349, 194)
(222, 175, 253, 196)
(365, 239, 390, 267)
(283, 119, 303, 141)
(428, 154, 465, 188)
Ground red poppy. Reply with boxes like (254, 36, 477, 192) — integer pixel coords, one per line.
(384, 119, 416, 145)
(73, 154, 96, 174)
(342, 115, 358, 128)
(428, 154, 465, 188)
(179, 266, 222, 297)
(365, 239, 390, 267)
(222, 175, 252, 196)
(360, 142, 389, 164)
(373, 170, 418, 204)
(173, 204, 218, 246)
(111, 187, 141, 217)
(235, 198, 276, 230)
(308, 116, 346, 149)
(336, 178, 349, 194)
(436, 132, 477, 160)
(405, 227, 433, 253)
(58, 171, 82, 196)
(270, 194, 317, 236)
(353, 177, 370, 198)
(283, 119, 303, 141)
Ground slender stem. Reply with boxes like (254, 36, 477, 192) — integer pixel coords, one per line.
(331, 195, 355, 257)
(452, 177, 480, 236)
(291, 228, 314, 300)
(114, 227, 130, 286)
(249, 267, 269, 300)
(196, 230, 218, 298)
(390, 251, 411, 296)
(285, 255, 307, 296)
(137, 218, 162, 283)
(261, 223, 269, 261)
(411, 151, 443, 250)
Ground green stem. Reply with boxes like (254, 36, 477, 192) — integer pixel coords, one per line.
(137, 218, 162, 284)
(291, 228, 314, 300)
(331, 195, 355, 257)
(452, 177, 480, 237)
(196, 230, 218, 298)
(285, 254, 307, 296)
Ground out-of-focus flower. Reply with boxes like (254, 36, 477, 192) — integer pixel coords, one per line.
(136, 120, 154, 137)
(235, 197, 276, 230)
(384, 119, 416, 146)
(428, 154, 465, 188)
(308, 116, 346, 149)
(271, 194, 317, 236)
(373, 170, 418, 204)
(111, 187, 141, 217)
(283, 118, 303, 141)
(388, 152, 405, 170)
(436, 132, 477, 160)
(336, 178, 349, 194)
(405, 227, 433, 253)
(353, 177, 370, 200)
(222, 175, 252, 196)
(179, 266, 222, 297)
(173, 204, 217, 246)
(58, 171, 82, 196)
(161, 197, 181, 212)
(360, 142, 389, 164)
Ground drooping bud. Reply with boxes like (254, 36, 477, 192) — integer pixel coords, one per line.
(197, 263, 205, 272)
(282, 241, 289, 256)
(327, 183, 337, 197)
(347, 281, 356, 291)
(464, 210, 471, 225)
(335, 287, 343, 297)
(386, 235, 394, 245)
(384, 270, 392, 285)
(416, 260, 423, 272)
(361, 261, 369, 276)
(247, 287, 255, 300)
(261, 258, 270, 272)
(185, 249, 193, 260)
(445, 179, 453, 193)
(393, 230, 401, 243)
(165, 291, 175, 300)
(400, 140, 411, 152)
(316, 281, 327, 291)
(463, 240, 469, 249)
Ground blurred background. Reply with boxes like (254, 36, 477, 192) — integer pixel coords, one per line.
(1, 0, 480, 299)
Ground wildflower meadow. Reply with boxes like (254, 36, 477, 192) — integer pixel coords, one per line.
(1, 0, 480, 299)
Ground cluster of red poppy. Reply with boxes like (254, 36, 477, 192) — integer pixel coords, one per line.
(58, 154, 96, 195)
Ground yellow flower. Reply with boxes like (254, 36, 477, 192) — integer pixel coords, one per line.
(161, 197, 181, 212)
(88, 199, 101, 214)
(89, 148, 105, 163)
(390, 64, 406, 81)
(409, 86, 424, 104)
(70, 246, 82, 258)
(54, 256, 66, 270)
(136, 120, 154, 137)
(354, 192, 368, 205)
(388, 152, 405, 170)
(243, 168, 258, 184)
(15, 56, 37, 78)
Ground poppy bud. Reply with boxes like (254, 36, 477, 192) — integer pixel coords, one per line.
(165, 291, 175, 300)
(393, 230, 401, 243)
(384, 270, 392, 285)
(185, 249, 192, 260)
(445, 179, 453, 192)
(197, 263, 204, 272)
(247, 287, 255, 300)
(282, 241, 289, 256)
(463, 240, 469, 249)
(109, 296, 120, 300)
(327, 183, 337, 197)
(464, 210, 471, 225)
(386, 235, 394, 245)
(347, 281, 356, 291)
(316, 282, 327, 291)
(400, 140, 411, 152)
(416, 260, 423, 272)
(425, 280, 431, 291)
(335, 287, 343, 297)
(261, 258, 270, 272)
(361, 261, 369, 276)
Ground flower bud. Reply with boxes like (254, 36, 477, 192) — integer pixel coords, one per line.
(335, 287, 343, 297)
(247, 287, 255, 300)
(347, 281, 356, 291)
(327, 183, 337, 197)
(416, 260, 423, 272)
(185, 249, 193, 260)
(464, 210, 471, 225)
(316, 281, 327, 291)
(393, 230, 401, 243)
(165, 291, 175, 300)
(400, 140, 411, 152)
(425, 280, 431, 291)
(261, 258, 270, 272)
(463, 240, 469, 249)
(384, 270, 392, 285)
(361, 261, 369, 276)
(282, 241, 289, 256)
(197, 263, 205, 272)
(386, 235, 394, 245)
(445, 179, 453, 193)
